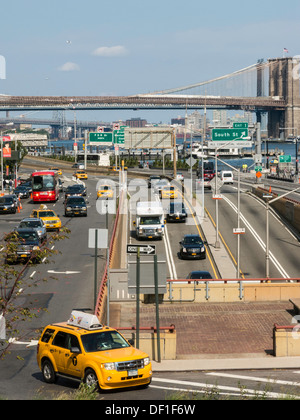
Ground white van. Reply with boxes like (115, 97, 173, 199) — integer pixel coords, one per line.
(220, 171, 234, 184)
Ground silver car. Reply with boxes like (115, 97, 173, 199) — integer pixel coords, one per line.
(16, 218, 47, 243)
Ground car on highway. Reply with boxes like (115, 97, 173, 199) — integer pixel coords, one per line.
(186, 271, 213, 280)
(74, 170, 88, 180)
(5, 228, 44, 264)
(64, 196, 88, 217)
(13, 184, 31, 199)
(16, 217, 47, 242)
(166, 201, 187, 223)
(65, 184, 87, 199)
(174, 173, 184, 182)
(30, 205, 62, 231)
(49, 168, 62, 176)
(179, 234, 206, 260)
(97, 185, 114, 199)
(148, 175, 161, 188)
(154, 179, 170, 195)
(161, 185, 178, 199)
(36, 310, 152, 391)
(220, 170, 234, 185)
(72, 163, 84, 170)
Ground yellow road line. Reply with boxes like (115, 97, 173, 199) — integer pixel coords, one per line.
(179, 192, 220, 280)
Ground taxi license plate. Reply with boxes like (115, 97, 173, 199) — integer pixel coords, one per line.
(128, 369, 138, 376)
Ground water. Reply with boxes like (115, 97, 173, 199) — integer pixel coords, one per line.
(47, 138, 299, 171)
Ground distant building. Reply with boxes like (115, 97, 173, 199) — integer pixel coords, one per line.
(125, 118, 147, 128)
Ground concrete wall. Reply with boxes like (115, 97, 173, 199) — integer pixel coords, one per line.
(123, 331, 177, 361)
(252, 186, 300, 233)
(274, 328, 300, 357)
(165, 282, 300, 303)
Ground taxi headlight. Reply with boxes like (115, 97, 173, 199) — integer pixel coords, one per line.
(144, 357, 150, 366)
(104, 362, 115, 370)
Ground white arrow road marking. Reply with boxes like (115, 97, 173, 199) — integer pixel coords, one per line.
(47, 270, 81, 274)
(8, 338, 39, 347)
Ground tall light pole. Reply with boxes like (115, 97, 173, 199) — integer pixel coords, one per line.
(265, 186, 300, 278)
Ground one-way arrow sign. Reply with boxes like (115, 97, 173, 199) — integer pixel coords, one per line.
(127, 244, 156, 255)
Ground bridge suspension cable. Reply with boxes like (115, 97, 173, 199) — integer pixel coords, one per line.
(142, 61, 269, 98)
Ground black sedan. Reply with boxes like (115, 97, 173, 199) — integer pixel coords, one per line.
(65, 184, 87, 199)
(0, 195, 17, 214)
(64, 196, 88, 217)
(166, 201, 187, 223)
(14, 185, 31, 198)
(186, 271, 213, 280)
(179, 234, 206, 260)
(6, 228, 44, 264)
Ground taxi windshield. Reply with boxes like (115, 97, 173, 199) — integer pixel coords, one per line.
(81, 331, 130, 352)
(39, 211, 56, 218)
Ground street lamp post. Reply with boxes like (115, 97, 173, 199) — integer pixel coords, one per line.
(265, 186, 300, 278)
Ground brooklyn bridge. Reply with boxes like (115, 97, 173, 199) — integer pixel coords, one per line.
(0, 57, 299, 138)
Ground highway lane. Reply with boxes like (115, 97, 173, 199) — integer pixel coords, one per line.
(204, 181, 300, 279)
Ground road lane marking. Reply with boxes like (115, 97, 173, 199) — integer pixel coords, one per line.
(222, 194, 290, 278)
(151, 377, 295, 399)
(206, 371, 300, 387)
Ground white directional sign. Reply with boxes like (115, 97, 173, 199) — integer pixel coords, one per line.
(127, 244, 156, 255)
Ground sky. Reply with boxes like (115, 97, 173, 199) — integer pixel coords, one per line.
(1, 0, 300, 123)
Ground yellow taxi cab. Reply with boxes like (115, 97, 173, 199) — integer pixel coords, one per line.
(49, 168, 62, 176)
(110, 165, 128, 172)
(74, 170, 88, 180)
(30, 205, 62, 231)
(37, 311, 152, 391)
(97, 185, 114, 199)
(161, 185, 179, 199)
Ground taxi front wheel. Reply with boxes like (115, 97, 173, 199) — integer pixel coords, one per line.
(42, 359, 57, 384)
(84, 369, 99, 391)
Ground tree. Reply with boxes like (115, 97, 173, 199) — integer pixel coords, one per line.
(0, 226, 70, 359)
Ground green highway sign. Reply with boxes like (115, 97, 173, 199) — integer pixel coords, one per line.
(89, 132, 113, 145)
(279, 155, 292, 163)
(233, 122, 248, 129)
(212, 128, 249, 141)
(113, 126, 127, 144)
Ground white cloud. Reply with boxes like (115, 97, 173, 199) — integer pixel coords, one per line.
(58, 62, 80, 71)
(92, 45, 128, 57)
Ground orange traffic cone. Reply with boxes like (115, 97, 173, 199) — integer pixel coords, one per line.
(17, 205, 20, 213)
(18, 197, 22, 210)
(269, 186, 272, 194)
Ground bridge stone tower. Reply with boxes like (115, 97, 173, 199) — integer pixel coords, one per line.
(268, 57, 300, 139)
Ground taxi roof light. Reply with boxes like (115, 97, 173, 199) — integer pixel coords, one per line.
(67, 310, 103, 330)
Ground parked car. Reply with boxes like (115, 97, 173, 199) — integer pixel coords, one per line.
(16, 217, 47, 243)
(6, 228, 44, 264)
(179, 234, 206, 260)
(64, 196, 88, 217)
(166, 201, 187, 223)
